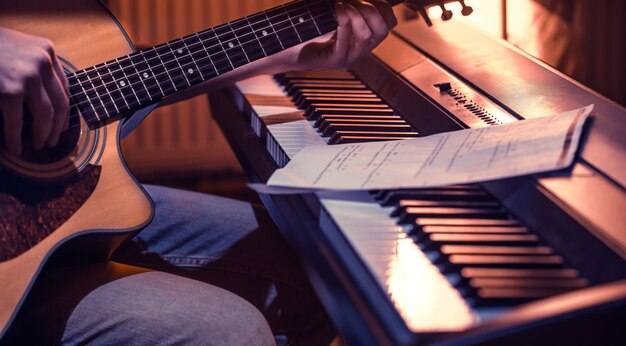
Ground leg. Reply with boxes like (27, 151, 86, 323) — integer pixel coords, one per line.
(111, 185, 336, 346)
(9, 264, 274, 346)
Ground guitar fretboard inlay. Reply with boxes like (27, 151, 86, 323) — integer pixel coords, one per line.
(67, 0, 338, 126)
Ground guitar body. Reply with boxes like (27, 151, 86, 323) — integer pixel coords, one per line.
(0, 0, 153, 338)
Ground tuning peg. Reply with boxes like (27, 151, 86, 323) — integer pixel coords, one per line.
(459, 0, 474, 16)
(439, 4, 453, 21)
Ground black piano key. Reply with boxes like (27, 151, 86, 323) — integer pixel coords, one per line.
(421, 225, 529, 234)
(318, 119, 408, 133)
(447, 254, 564, 268)
(415, 218, 520, 227)
(460, 267, 581, 279)
(375, 185, 482, 201)
(440, 245, 553, 255)
(396, 199, 499, 209)
(420, 234, 540, 250)
(307, 107, 395, 119)
(397, 207, 508, 224)
(468, 277, 589, 289)
(295, 91, 379, 98)
(322, 124, 414, 137)
(332, 136, 420, 144)
(284, 80, 365, 90)
(295, 88, 377, 96)
(298, 96, 385, 108)
(314, 115, 404, 128)
(275, 69, 355, 81)
(381, 189, 493, 206)
(283, 78, 362, 84)
(306, 106, 393, 120)
(330, 131, 420, 144)
(469, 287, 574, 307)
(295, 92, 379, 106)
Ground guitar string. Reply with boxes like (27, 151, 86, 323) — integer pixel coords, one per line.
(63, 2, 332, 123)
(67, 0, 318, 81)
(68, 0, 326, 92)
(62, 2, 336, 126)
(66, 0, 330, 108)
(66, 16, 333, 125)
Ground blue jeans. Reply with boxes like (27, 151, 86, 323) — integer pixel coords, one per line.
(9, 185, 335, 345)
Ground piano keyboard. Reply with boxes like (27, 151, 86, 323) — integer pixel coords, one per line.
(235, 70, 589, 332)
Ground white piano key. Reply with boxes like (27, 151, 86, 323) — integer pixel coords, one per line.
(321, 196, 478, 332)
(236, 75, 287, 96)
(239, 74, 508, 332)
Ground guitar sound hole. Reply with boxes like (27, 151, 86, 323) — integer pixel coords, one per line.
(16, 107, 82, 164)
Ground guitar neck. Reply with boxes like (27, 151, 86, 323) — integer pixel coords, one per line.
(68, 0, 338, 126)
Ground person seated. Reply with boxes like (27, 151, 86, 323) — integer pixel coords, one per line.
(0, 1, 397, 345)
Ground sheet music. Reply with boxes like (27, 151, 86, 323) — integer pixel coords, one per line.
(264, 105, 593, 191)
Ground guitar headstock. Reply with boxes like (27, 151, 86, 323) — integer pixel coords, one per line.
(390, 0, 474, 26)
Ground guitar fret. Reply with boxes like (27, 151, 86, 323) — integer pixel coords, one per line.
(215, 24, 248, 69)
(232, 17, 265, 62)
(103, 61, 131, 110)
(94, 67, 120, 113)
(83, 68, 111, 119)
(116, 58, 142, 105)
(165, 41, 192, 87)
(180, 38, 206, 82)
(139, 50, 168, 96)
(171, 40, 203, 85)
(92, 64, 124, 115)
(244, 16, 267, 57)
(305, 5, 322, 35)
(194, 32, 220, 76)
(267, 7, 300, 48)
(128, 54, 153, 101)
(198, 29, 232, 75)
(211, 27, 235, 70)
(287, 2, 321, 42)
(153, 45, 180, 92)
(248, 12, 283, 56)
(71, 74, 101, 122)
(227, 22, 250, 64)
(120, 57, 151, 105)
(282, 4, 303, 43)
(264, 9, 285, 50)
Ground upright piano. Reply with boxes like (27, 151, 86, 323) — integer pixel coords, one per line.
(209, 18, 626, 345)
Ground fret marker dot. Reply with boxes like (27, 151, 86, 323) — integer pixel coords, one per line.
(143, 72, 150, 79)
(177, 49, 184, 54)
(119, 81, 126, 87)
(299, 17, 304, 23)
(188, 68, 194, 74)
(262, 30, 268, 36)
(228, 42, 235, 49)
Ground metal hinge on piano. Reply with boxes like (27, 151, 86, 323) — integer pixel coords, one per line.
(210, 18, 626, 346)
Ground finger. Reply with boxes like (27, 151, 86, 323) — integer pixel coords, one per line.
(40, 46, 70, 145)
(332, 2, 353, 66)
(365, 0, 398, 28)
(51, 47, 71, 131)
(52, 54, 70, 96)
(350, 0, 390, 46)
(43, 66, 70, 147)
(26, 78, 54, 150)
(1, 97, 24, 155)
(343, 2, 373, 64)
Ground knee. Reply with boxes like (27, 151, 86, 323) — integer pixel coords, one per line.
(63, 272, 274, 345)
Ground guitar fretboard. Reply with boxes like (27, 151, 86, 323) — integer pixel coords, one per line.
(68, 0, 336, 125)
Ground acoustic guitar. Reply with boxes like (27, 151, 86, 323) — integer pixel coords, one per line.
(0, 0, 469, 338)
